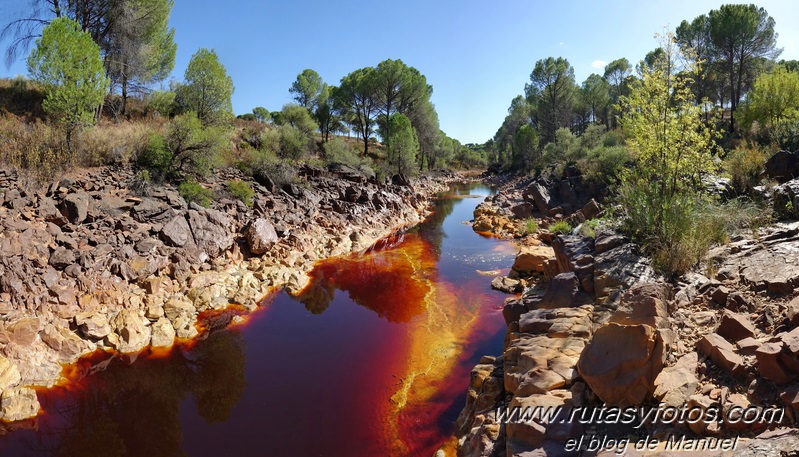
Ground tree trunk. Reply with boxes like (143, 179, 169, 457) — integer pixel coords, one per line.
(121, 73, 128, 117)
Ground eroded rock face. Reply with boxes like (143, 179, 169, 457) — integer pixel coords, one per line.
(511, 245, 555, 275)
(653, 352, 699, 408)
(0, 355, 22, 391)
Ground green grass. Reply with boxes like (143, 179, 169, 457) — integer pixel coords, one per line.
(523, 218, 538, 235)
(549, 220, 572, 235)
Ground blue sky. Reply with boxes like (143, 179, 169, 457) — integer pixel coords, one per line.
(1, 0, 798, 144)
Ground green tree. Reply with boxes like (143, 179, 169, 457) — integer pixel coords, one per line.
(386, 113, 418, 175)
(708, 3, 781, 131)
(252, 106, 270, 123)
(27, 17, 109, 147)
(740, 67, 799, 131)
(527, 57, 576, 144)
(513, 124, 539, 171)
(175, 48, 234, 126)
(676, 14, 716, 108)
(604, 58, 632, 126)
(289, 69, 324, 110)
(336, 67, 380, 155)
(105, 0, 176, 115)
(621, 32, 718, 203)
(580, 74, 610, 126)
(281, 103, 319, 137)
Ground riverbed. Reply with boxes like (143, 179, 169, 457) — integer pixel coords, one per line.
(0, 183, 517, 456)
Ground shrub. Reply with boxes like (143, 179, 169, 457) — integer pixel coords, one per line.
(774, 117, 799, 151)
(168, 113, 228, 179)
(549, 220, 572, 235)
(276, 124, 308, 160)
(324, 137, 363, 166)
(73, 121, 156, 166)
(579, 145, 631, 192)
(147, 90, 176, 118)
(578, 219, 601, 238)
(225, 179, 254, 206)
(137, 133, 174, 182)
(179, 180, 212, 207)
(0, 117, 65, 179)
(723, 143, 768, 195)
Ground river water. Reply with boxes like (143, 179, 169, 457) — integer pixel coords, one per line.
(0, 183, 517, 456)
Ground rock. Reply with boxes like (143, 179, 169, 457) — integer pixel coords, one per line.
(756, 342, 793, 385)
(512, 245, 555, 275)
(787, 296, 799, 327)
(717, 310, 757, 342)
(111, 309, 151, 353)
(49, 247, 76, 270)
(160, 215, 192, 247)
(534, 272, 593, 310)
(523, 182, 551, 214)
(59, 191, 90, 224)
(187, 209, 234, 258)
(510, 202, 534, 219)
(503, 299, 528, 325)
(697, 332, 745, 376)
(246, 218, 279, 255)
(491, 276, 522, 294)
(6, 317, 41, 346)
(581, 199, 601, 220)
(0, 355, 22, 391)
(0, 387, 40, 421)
(711, 286, 731, 305)
(75, 312, 112, 339)
(609, 283, 671, 329)
(593, 241, 658, 302)
(131, 198, 174, 223)
(577, 323, 664, 406)
(40, 323, 89, 363)
(150, 317, 176, 348)
(164, 298, 198, 339)
(653, 352, 699, 408)
(764, 150, 799, 183)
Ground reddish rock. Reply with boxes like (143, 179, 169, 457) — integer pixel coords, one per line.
(511, 245, 555, 275)
(577, 323, 664, 406)
(717, 310, 757, 342)
(756, 342, 794, 385)
(697, 332, 745, 376)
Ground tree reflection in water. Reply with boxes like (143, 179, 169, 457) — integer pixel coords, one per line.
(0, 328, 246, 457)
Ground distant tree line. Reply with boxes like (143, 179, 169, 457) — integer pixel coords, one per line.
(488, 3, 793, 172)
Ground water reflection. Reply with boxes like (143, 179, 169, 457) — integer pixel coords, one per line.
(0, 183, 514, 457)
(0, 329, 246, 457)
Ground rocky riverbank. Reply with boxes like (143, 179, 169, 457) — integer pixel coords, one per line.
(451, 173, 799, 456)
(0, 164, 454, 422)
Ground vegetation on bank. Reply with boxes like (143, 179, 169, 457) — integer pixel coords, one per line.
(486, 3, 795, 276)
(0, 2, 486, 200)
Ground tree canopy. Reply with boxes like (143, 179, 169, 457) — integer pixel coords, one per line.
(27, 17, 109, 144)
(175, 48, 234, 126)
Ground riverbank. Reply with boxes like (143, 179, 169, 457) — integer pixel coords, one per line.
(450, 173, 799, 456)
(0, 164, 458, 422)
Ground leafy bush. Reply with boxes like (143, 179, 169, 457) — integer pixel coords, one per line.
(578, 219, 602, 238)
(178, 180, 213, 207)
(225, 179, 254, 206)
(723, 143, 768, 195)
(549, 220, 572, 235)
(276, 124, 308, 160)
(147, 90, 176, 118)
(136, 133, 174, 182)
(774, 117, 799, 151)
(167, 113, 228, 179)
(579, 145, 631, 193)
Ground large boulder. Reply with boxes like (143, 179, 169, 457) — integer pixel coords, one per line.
(523, 182, 551, 214)
(511, 245, 555, 275)
(764, 150, 799, 183)
(0, 386, 40, 421)
(111, 309, 151, 353)
(187, 209, 234, 258)
(0, 355, 22, 391)
(534, 272, 593, 310)
(577, 322, 665, 406)
(59, 191, 90, 224)
(245, 218, 279, 255)
(160, 215, 192, 247)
